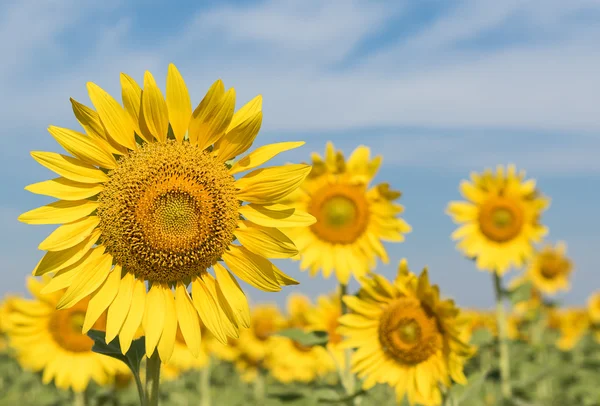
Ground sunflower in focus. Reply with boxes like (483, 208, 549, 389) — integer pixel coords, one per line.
(281, 142, 411, 284)
(268, 294, 334, 383)
(338, 259, 473, 406)
(447, 165, 549, 275)
(526, 242, 573, 295)
(6, 276, 123, 392)
(18, 64, 314, 362)
(305, 292, 345, 367)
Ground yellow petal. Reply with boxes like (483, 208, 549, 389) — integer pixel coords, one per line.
(141, 71, 169, 143)
(271, 265, 299, 287)
(229, 141, 305, 175)
(48, 126, 117, 169)
(119, 277, 146, 353)
(25, 178, 104, 201)
(166, 64, 192, 143)
(157, 285, 177, 363)
(202, 273, 238, 337)
(38, 216, 100, 251)
(235, 164, 311, 204)
(222, 245, 281, 292)
(187, 79, 224, 145)
(238, 203, 316, 227)
(175, 282, 202, 357)
(120, 73, 153, 144)
(191, 276, 227, 344)
(70, 98, 127, 155)
(144, 284, 165, 357)
(31, 151, 109, 183)
(189, 85, 236, 149)
(213, 263, 250, 328)
(234, 221, 298, 258)
(106, 271, 135, 343)
(40, 247, 106, 293)
(56, 250, 112, 309)
(87, 82, 136, 150)
(32, 229, 100, 276)
(83, 265, 122, 333)
(19, 200, 98, 225)
(214, 110, 262, 162)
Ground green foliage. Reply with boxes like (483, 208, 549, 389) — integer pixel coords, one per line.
(274, 329, 329, 347)
(507, 281, 533, 305)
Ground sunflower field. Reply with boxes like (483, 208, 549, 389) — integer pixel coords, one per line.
(1, 65, 599, 406)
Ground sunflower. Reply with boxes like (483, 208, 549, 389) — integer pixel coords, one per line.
(552, 308, 590, 351)
(163, 325, 210, 373)
(280, 142, 411, 284)
(458, 310, 498, 340)
(0, 297, 15, 353)
(588, 292, 600, 343)
(305, 292, 345, 368)
(526, 242, 573, 295)
(6, 276, 122, 392)
(447, 165, 550, 275)
(338, 259, 473, 406)
(18, 64, 314, 362)
(267, 294, 334, 383)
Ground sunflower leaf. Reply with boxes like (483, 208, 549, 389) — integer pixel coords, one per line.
(88, 329, 145, 375)
(507, 281, 533, 305)
(274, 328, 329, 347)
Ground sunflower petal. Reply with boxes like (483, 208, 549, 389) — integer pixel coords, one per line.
(272, 265, 299, 287)
(141, 71, 169, 143)
(40, 247, 106, 294)
(229, 141, 305, 175)
(234, 221, 298, 258)
(87, 82, 136, 150)
(235, 164, 312, 204)
(222, 245, 281, 292)
(190, 87, 236, 150)
(25, 178, 104, 201)
(191, 276, 227, 344)
(202, 273, 238, 337)
(48, 126, 117, 169)
(106, 271, 135, 343)
(144, 283, 165, 357)
(157, 285, 177, 363)
(187, 80, 224, 145)
(214, 110, 262, 162)
(31, 152, 109, 183)
(175, 282, 202, 357)
(213, 263, 251, 328)
(166, 64, 192, 143)
(38, 216, 100, 251)
(32, 229, 101, 276)
(119, 277, 146, 353)
(19, 200, 98, 225)
(83, 266, 122, 333)
(239, 203, 315, 227)
(120, 73, 153, 143)
(70, 98, 127, 155)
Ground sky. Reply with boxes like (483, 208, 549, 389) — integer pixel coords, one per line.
(0, 0, 599, 310)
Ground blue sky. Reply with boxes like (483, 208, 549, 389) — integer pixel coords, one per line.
(1, 0, 599, 310)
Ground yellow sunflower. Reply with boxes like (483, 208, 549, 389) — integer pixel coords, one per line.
(458, 310, 498, 340)
(267, 294, 334, 383)
(18, 64, 314, 362)
(163, 325, 210, 373)
(338, 259, 473, 406)
(305, 292, 345, 368)
(0, 296, 15, 353)
(553, 308, 590, 351)
(447, 165, 550, 275)
(526, 242, 573, 295)
(588, 292, 600, 343)
(6, 276, 122, 392)
(280, 142, 411, 284)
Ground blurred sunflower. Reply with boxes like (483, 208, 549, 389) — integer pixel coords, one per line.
(280, 142, 411, 284)
(268, 294, 334, 383)
(305, 292, 345, 367)
(458, 310, 498, 340)
(507, 312, 530, 342)
(6, 276, 123, 392)
(338, 259, 473, 406)
(0, 297, 15, 352)
(554, 308, 590, 351)
(447, 165, 549, 275)
(588, 292, 600, 342)
(18, 63, 314, 361)
(507, 275, 543, 316)
(526, 242, 573, 295)
(163, 325, 210, 373)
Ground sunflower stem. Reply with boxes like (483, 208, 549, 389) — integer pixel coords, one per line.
(493, 272, 512, 403)
(145, 351, 161, 406)
(133, 371, 145, 406)
(73, 390, 87, 406)
(339, 283, 358, 405)
(199, 356, 212, 406)
(253, 370, 265, 405)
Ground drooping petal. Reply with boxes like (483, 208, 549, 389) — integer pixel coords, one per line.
(141, 71, 169, 143)
(222, 245, 281, 292)
(166, 64, 192, 143)
(38, 216, 100, 251)
(48, 126, 117, 169)
(83, 266, 122, 333)
(238, 203, 316, 227)
(235, 164, 312, 204)
(191, 276, 227, 343)
(25, 178, 104, 201)
(144, 283, 166, 357)
(175, 282, 202, 357)
(32, 229, 101, 276)
(87, 82, 137, 150)
(19, 200, 98, 225)
(106, 271, 135, 343)
(157, 284, 177, 362)
(234, 221, 298, 258)
(31, 152, 109, 184)
(119, 278, 146, 353)
(229, 141, 305, 175)
(213, 263, 251, 328)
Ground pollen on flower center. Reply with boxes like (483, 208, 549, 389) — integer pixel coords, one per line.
(308, 183, 370, 244)
(478, 196, 524, 243)
(97, 141, 239, 284)
(379, 298, 441, 365)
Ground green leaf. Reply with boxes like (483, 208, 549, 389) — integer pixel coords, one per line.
(87, 329, 145, 375)
(471, 329, 495, 347)
(316, 389, 366, 404)
(275, 328, 329, 347)
(508, 281, 533, 305)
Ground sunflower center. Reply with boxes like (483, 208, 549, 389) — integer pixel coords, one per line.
(308, 183, 370, 244)
(539, 253, 568, 280)
(478, 197, 524, 243)
(49, 301, 103, 353)
(254, 319, 275, 341)
(97, 141, 239, 283)
(378, 298, 442, 365)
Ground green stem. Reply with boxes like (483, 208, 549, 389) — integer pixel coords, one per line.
(493, 272, 512, 403)
(199, 357, 212, 406)
(133, 371, 145, 406)
(73, 390, 86, 406)
(253, 370, 265, 405)
(145, 351, 161, 406)
(339, 283, 358, 406)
